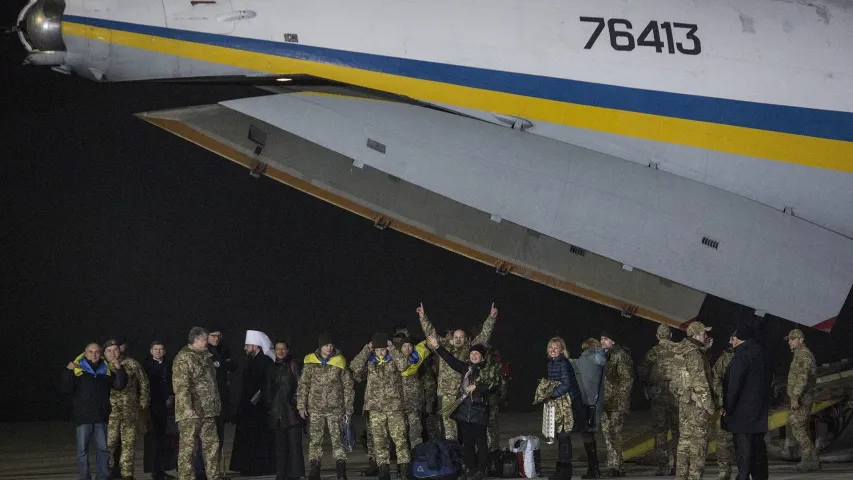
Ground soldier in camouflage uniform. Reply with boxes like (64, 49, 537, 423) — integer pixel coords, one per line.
(599, 331, 633, 478)
(104, 339, 150, 480)
(352, 332, 412, 480)
(173, 327, 228, 480)
(638, 324, 679, 476)
(297, 333, 355, 480)
(418, 303, 498, 441)
(785, 329, 820, 472)
(486, 349, 509, 455)
(711, 337, 734, 480)
(395, 334, 432, 449)
(671, 322, 715, 480)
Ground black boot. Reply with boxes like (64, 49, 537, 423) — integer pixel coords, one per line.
(378, 464, 391, 480)
(550, 461, 572, 480)
(309, 461, 321, 480)
(337, 460, 348, 480)
(362, 457, 379, 477)
(398, 463, 411, 480)
(581, 443, 600, 479)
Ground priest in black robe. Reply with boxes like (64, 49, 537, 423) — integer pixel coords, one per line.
(229, 329, 276, 476)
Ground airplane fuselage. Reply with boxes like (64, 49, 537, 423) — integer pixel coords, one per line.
(16, 0, 853, 327)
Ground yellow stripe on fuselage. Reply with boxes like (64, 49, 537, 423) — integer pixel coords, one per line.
(63, 22, 853, 173)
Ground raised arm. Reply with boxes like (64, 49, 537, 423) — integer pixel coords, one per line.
(434, 345, 469, 374)
(388, 342, 410, 372)
(471, 303, 498, 346)
(350, 345, 371, 383)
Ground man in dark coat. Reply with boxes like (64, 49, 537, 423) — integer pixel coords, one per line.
(230, 330, 276, 475)
(266, 341, 305, 480)
(722, 320, 772, 480)
(62, 342, 128, 480)
(143, 340, 178, 480)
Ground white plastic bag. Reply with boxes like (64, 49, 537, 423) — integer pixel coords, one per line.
(509, 435, 541, 478)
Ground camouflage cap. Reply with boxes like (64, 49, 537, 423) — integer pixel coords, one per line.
(656, 324, 672, 339)
(784, 329, 804, 340)
(686, 321, 712, 336)
(103, 339, 119, 350)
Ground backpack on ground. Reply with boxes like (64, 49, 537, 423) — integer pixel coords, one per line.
(410, 439, 463, 480)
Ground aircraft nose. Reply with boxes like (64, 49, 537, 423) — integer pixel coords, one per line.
(18, 0, 66, 52)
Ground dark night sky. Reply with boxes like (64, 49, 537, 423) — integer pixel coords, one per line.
(1, 2, 850, 422)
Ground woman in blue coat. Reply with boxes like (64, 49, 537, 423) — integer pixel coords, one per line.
(547, 337, 586, 480)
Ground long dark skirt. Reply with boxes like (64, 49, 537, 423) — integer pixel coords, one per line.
(229, 402, 276, 475)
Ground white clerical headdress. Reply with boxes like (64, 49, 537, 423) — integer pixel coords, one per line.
(245, 330, 275, 360)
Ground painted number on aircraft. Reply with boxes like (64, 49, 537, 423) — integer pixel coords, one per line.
(579, 17, 701, 55)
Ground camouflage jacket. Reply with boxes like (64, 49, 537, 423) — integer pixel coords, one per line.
(712, 348, 734, 408)
(787, 344, 817, 402)
(110, 357, 150, 414)
(671, 338, 714, 414)
(603, 345, 634, 413)
(351, 345, 408, 412)
(400, 341, 432, 412)
(638, 339, 676, 398)
(420, 355, 438, 404)
(419, 313, 497, 396)
(297, 350, 354, 416)
(173, 344, 221, 422)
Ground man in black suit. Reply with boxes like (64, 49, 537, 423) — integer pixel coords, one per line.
(722, 319, 772, 480)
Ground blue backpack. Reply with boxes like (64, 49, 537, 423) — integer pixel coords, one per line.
(410, 439, 463, 480)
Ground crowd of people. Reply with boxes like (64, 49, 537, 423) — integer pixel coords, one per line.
(62, 305, 820, 480)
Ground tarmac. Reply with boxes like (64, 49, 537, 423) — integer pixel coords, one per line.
(1, 413, 849, 479)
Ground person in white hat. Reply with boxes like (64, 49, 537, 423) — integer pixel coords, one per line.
(229, 330, 276, 475)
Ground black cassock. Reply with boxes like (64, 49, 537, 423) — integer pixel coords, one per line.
(230, 350, 276, 475)
(142, 356, 178, 476)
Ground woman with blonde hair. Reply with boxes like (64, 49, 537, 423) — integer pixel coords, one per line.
(545, 337, 586, 480)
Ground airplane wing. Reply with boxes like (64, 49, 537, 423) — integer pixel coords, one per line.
(137, 87, 853, 331)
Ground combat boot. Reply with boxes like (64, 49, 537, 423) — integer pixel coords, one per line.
(716, 471, 731, 480)
(309, 461, 322, 480)
(398, 463, 411, 480)
(337, 460, 349, 480)
(581, 443, 600, 479)
(600, 468, 623, 478)
(378, 464, 392, 480)
(796, 459, 821, 472)
(362, 457, 379, 477)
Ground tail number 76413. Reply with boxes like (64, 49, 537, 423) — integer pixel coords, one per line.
(579, 17, 701, 55)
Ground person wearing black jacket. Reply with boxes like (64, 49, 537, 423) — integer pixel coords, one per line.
(62, 343, 128, 480)
(722, 322, 772, 480)
(546, 337, 586, 480)
(194, 326, 238, 478)
(427, 333, 500, 480)
(143, 341, 178, 480)
(266, 342, 305, 480)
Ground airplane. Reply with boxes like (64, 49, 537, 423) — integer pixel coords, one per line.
(13, 0, 853, 332)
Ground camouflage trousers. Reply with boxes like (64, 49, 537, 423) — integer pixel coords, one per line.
(406, 410, 423, 449)
(439, 395, 458, 440)
(601, 409, 627, 471)
(487, 405, 500, 451)
(365, 411, 375, 458)
(309, 413, 347, 462)
(716, 424, 734, 479)
(107, 409, 138, 477)
(178, 417, 223, 480)
(790, 394, 817, 463)
(370, 411, 410, 466)
(650, 394, 679, 472)
(675, 405, 710, 480)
